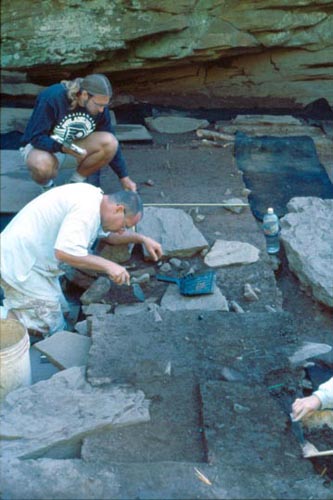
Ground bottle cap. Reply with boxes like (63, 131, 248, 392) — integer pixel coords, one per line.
(267, 207, 274, 214)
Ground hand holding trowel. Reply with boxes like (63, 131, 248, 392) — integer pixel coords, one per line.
(107, 262, 145, 302)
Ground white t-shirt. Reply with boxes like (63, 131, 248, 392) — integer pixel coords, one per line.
(314, 376, 333, 409)
(0, 183, 104, 299)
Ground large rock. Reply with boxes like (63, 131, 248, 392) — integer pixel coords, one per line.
(280, 197, 333, 307)
(1, 2, 332, 109)
(0, 366, 150, 459)
(137, 207, 208, 258)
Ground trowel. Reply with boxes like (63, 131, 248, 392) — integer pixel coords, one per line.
(302, 440, 333, 458)
(130, 281, 145, 302)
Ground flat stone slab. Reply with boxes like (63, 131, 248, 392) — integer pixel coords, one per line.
(0, 366, 150, 459)
(160, 283, 229, 311)
(137, 207, 208, 258)
(231, 114, 304, 126)
(1, 82, 45, 97)
(0, 150, 43, 212)
(114, 124, 152, 142)
(0, 107, 32, 133)
(0, 150, 76, 212)
(204, 239, 260, 267)
(82, 303, 112, 316)
(145, 116, 209, 134)
(288, 341, 332, 366)
(33, 330, 92, 369)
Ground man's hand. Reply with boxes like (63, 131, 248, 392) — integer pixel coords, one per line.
(105, 261, 130, 285)
(291, 394, 321, 421)
(142, 236, 163, 261)
(120, 176, 137, 192)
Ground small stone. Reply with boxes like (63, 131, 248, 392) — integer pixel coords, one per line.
(194, 214, 205, 222)
(145, 179, 154, 186)
(82, 303, 112, 316)
(230, 300, 245, 313)
(147, 303, 163, 322)
(131, 273, 150, 284)
(180, 260, 191, 271)
(243, 283, 259, 302)
(301, 379, 313, 390)
(169, 258, 182, 269)
(223, 197, 246, 214)
(152, 310, 163, 322)
(233, 403, 250, 413)
(75, 320, 89, 336)
(220, 366, 245, 382)
(159, 262, 172, 272)
(186, 266, 197, 275)
(164, 361, 172, 376)
(131, 266, 156, 278)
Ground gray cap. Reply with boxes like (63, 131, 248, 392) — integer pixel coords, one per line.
(80, 74, 112, 97)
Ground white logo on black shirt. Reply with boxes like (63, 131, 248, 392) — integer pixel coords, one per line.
(53, 112, 96, 142)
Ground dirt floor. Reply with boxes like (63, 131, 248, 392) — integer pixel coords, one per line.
(2, 116, 332, 498)
(64, 126, 333, 497)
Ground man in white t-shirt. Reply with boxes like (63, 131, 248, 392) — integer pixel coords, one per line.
(0, 184, 162, 336)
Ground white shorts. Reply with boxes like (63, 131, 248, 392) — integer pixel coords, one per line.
(20, 143, 67, 168)
(0, 278, 66, 337)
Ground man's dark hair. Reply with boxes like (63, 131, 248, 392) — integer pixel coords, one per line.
(107, 190, 143, 219)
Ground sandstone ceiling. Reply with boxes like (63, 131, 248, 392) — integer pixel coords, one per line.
(1, 0, 333, 109)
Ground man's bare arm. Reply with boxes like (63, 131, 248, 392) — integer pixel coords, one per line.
(54, 249, 130, 285)
(103, 232, 163, 261)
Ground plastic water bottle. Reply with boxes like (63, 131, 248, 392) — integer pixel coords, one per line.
(263, 207, 280, 254)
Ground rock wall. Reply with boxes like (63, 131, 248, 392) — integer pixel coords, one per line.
(1, 0, 333, 109)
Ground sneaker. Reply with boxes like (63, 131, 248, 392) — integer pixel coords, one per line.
(67, 172, 86, 184)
